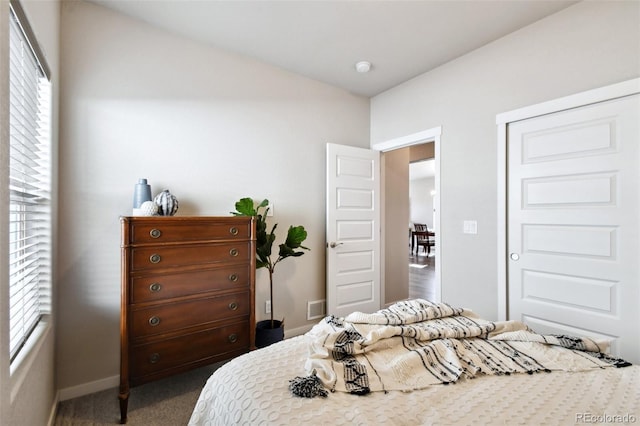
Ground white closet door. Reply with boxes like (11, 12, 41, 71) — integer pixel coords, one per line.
(508, 94, 639, 363)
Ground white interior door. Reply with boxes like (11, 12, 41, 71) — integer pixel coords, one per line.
(508, 94, 639, 363)
(326, 143, 380, 317)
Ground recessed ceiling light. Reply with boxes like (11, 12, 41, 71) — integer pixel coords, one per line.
(355, 61, 371, 73)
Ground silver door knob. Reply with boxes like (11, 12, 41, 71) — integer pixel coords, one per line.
(510, 253, 520, 261)
(329, 242, 343, 248)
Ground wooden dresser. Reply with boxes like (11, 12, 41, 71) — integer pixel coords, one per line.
(119, 216, 255, 424)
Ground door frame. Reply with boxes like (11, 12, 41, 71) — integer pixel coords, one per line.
(496, 78, 640, 321)
(372, 126, 442, 306)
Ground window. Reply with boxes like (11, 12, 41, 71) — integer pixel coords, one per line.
(8, 0, 52, 362)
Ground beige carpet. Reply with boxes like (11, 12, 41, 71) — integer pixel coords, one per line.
(55, 362, 226, 426)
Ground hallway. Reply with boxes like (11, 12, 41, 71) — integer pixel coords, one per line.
(408, 251, 437, 301)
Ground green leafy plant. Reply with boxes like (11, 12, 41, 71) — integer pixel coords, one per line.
(231, 197, 309, 328)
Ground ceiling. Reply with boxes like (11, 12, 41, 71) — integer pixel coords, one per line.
(89, 0, 578, 97)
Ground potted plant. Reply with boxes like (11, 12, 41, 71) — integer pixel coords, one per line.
(232, 197, 309, 348)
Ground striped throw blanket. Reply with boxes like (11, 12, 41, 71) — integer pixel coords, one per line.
(300, 299, 627, 396)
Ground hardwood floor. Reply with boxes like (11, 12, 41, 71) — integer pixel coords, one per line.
(409, 250, 437, 301)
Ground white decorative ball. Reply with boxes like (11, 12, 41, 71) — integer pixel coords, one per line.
(140, 200, 158, 216)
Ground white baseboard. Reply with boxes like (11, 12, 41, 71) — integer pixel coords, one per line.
(284, 323, 313, 338)
(47, 391, 59, 426)
(58, 374, 119, 401)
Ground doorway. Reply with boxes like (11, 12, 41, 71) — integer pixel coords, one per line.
(409, 155, 436, 301)
(372, 127, 441, 307)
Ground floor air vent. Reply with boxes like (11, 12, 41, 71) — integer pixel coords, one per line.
(307, 299, 326, 320)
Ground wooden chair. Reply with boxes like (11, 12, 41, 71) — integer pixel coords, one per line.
(425, 230, 436, 255)
(413, 224, 435, 255)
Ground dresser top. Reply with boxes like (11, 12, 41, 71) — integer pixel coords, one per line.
(121, 215, 254, 223)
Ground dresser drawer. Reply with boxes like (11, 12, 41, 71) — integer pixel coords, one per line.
(131, 264, 250, 304)
(130, 220, 252, 244)
(130, 322, 250, 378)
(130, 242, 250, 272)
(130, 292, 249, 338)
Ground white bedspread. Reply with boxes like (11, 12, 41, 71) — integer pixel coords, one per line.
(305, 300, 618, 395)
(189, 334, 640, 425)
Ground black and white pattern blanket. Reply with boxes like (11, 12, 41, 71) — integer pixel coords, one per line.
(301, 299, 629, 396)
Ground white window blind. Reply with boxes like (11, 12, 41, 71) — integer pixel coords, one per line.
(8, 1, 52, 362)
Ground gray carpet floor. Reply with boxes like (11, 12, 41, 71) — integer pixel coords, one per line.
(54, 362, 226, 426)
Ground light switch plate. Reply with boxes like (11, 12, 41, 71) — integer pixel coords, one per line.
(463, 220, 478, 234)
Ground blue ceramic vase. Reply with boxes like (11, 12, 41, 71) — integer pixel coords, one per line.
(133, 178, 152, 208)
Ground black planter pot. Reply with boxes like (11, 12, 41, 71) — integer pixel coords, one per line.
(255, 319, 284, 348)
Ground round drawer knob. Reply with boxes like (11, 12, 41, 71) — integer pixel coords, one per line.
(229, 227, 239, 236)
(228, 302, 238, 311)
(228, 274, 238, 282)
(149, 228, 162, 239)
(149, 254, 161, 264)
(229, 248, 239, 257)
(148, 316, 161, 326)
(228, 334, 238, 343)
(149, 282, 162, 293)
(149, 353, 160, 364)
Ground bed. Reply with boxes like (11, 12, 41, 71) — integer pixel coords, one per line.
(189, 299, 640, 425)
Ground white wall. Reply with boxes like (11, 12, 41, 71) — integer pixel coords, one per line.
(58, 1, 369, 394)
(410, 177, 435, 230)
(371, 1, 640, 320)
(0, 1, 59, 425)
